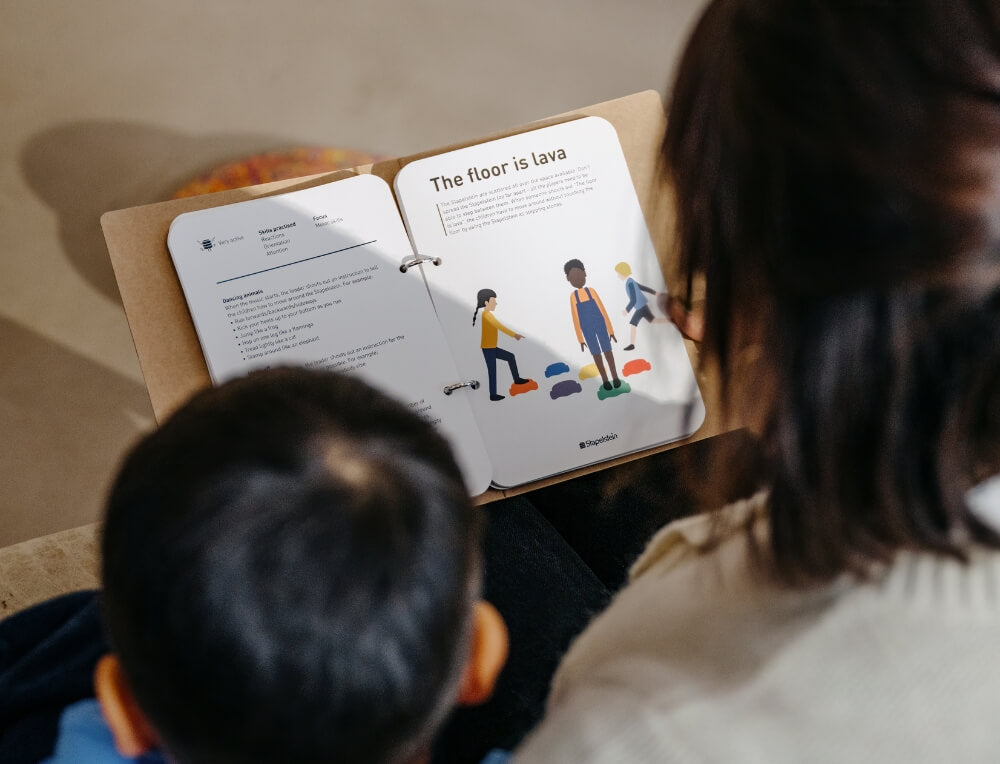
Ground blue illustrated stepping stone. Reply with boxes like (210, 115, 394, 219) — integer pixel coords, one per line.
(545, 362, 570, 378)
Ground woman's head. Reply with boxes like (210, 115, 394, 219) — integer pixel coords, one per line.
(665, 0, 1000, 580)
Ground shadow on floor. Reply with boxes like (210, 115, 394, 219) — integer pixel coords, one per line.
(0, 317, 153, 547)
(19, 120, 296, 302)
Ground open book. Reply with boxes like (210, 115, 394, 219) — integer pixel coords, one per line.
(165, 116, 704, 495)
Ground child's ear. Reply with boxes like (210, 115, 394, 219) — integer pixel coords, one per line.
(94, 654, 160, 757)
(456, 601, 509, 707)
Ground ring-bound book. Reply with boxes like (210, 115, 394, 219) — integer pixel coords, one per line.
(102, 91, 721, 500)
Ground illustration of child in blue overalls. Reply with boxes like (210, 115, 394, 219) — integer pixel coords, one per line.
(564, 259, 621, 391)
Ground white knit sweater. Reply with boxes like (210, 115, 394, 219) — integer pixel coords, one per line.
(514, 488, 1000, 763)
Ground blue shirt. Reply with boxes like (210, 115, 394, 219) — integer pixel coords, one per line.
(47, 699, 510, 764)
(481, 749, 512, 764)
(44, 700, 166, 764)
(624, 277, 651, 313)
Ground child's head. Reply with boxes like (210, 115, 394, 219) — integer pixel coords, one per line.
(563, 259, 587, 288)
(96, 367, 506, 763)
(614, 262, 632, 279)
(664, 0, 1000, 580)
(473, 288, 497, 325)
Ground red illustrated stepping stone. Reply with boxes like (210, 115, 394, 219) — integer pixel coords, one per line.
(622, 359, 652, 376)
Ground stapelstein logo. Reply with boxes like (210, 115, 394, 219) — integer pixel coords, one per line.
(196, 234, 244, 252)
(579, 433, 619, 449)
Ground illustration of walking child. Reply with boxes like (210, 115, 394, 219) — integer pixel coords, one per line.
(473, 288, 530, 401)
(615, 261, 669, 350)
(564, 259, 621, 391)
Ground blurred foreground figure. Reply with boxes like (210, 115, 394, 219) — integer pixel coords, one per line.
(515, 1, 1000, 761)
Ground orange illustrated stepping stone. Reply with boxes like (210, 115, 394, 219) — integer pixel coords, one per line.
(622, 358, 652, 376)
(509, 379, 538, 396)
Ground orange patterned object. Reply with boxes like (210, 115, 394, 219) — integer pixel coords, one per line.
(171, 146, 387, 198)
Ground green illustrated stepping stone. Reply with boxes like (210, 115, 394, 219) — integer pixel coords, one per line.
(596, 380, 631, 400)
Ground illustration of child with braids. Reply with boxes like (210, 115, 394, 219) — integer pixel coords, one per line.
(473, 288, 530, 401)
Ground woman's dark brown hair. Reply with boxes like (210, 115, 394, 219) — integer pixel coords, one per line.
(664, 0, 1000, 583)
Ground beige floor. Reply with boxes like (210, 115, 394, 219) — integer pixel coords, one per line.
(0, 0, 706, 612)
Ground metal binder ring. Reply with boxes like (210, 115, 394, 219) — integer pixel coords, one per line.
(399, 254, 443, 273)
(443, 380, 480, 395)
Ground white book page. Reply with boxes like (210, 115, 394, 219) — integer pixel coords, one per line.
(394, 117, 704, 488)
(167, 174, 492, 495)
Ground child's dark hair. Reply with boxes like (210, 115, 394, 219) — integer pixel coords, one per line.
(664, 0, 1000, 583)
(563, 258, 585, 276)
(100, 367, 482, 763)
(472, 288, 496, 326)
